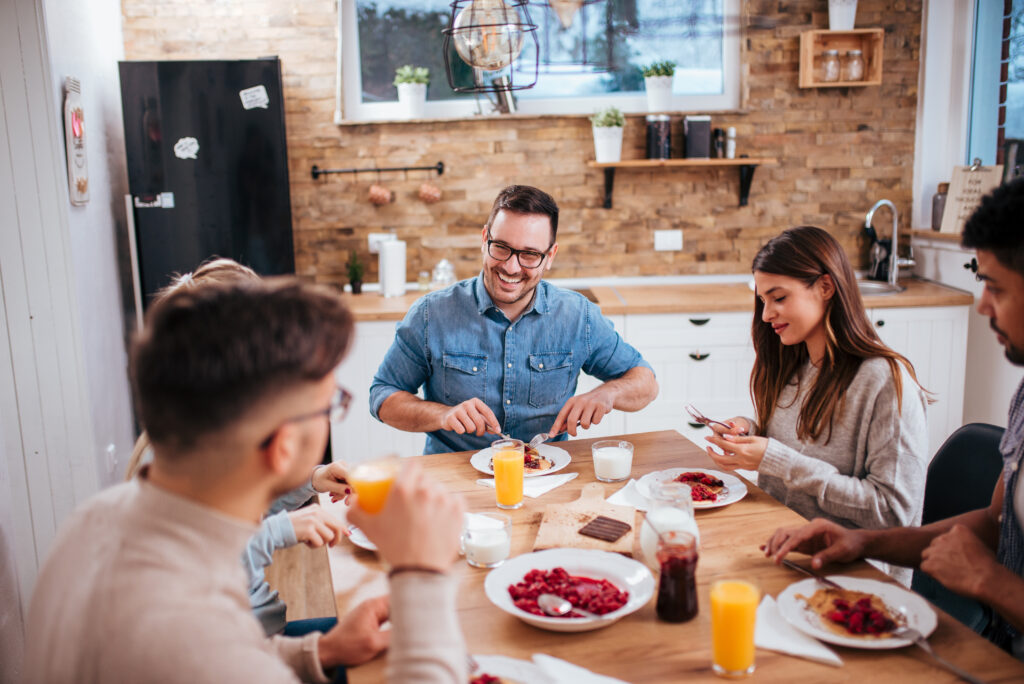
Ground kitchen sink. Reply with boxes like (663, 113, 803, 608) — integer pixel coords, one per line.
(569, 287, 599, 303)
(856, 280, 905, 296)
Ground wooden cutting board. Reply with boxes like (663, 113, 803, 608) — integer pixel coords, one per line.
(532, 483, 637, 556)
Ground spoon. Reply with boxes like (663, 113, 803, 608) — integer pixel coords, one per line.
(537, 593, 605, 619)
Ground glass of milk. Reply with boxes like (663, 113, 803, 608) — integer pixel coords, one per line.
(462, 512, 512, 568)
(591, 440, 634, 482)
(640, 482, 701, 569)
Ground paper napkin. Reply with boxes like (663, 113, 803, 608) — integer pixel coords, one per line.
(606, 479, 651, 511)
(475, 472, 578, 498)
(754, 595, 843, 667)
(532, 654, 631, 684)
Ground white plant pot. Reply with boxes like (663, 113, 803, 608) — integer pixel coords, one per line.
(396, 82, 426, 119)
(644, 75, 673, 112)
(828, 0, 858, 30)
(592, 125, 624, 163)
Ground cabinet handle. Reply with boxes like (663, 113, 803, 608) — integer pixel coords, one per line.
(689, 351, 710, 361)
(964, 258, 978, 272)
(875, 320, 885, 327)
(688, 317, 710, 326)
(687, 421, 705, 429)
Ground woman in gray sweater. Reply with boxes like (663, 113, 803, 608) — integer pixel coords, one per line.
(705, 226, 929, 532)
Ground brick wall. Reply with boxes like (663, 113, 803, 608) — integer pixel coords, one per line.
(122, 0, 921, 287)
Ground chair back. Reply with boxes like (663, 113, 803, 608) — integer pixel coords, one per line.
(922, 422, 1005, 525)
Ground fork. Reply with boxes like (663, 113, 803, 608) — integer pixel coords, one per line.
(684, 404, 743, 432)
(893, 626, 988, 684)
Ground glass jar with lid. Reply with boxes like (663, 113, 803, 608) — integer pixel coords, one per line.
(820, 49, 840, 82)
(843, 49, 865, 81)
(640, 481, 700, 568)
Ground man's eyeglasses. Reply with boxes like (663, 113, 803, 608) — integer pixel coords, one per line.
(259, 385, 353, 448)
(486, 233, 552, 269)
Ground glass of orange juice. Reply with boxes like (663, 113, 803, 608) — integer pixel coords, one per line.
(710, 579, 759, 678)
(348, 456, 400, 514)
(491, 439, 524, 510)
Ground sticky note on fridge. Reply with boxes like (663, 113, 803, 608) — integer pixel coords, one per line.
(239, 85, 270, 110)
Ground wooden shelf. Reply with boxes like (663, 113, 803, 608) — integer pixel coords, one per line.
(910, 229, 963, 243)
(587, 157, 778, 208)
(799, 28, 884, 88)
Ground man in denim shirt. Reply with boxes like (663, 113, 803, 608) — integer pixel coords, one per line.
(370, 185, 658, 455)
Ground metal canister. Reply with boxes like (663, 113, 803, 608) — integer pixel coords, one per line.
(646, 115, 671, 159)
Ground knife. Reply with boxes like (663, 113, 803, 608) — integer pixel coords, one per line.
(780, 558, 844, 589)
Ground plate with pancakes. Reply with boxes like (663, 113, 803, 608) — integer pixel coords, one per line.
(471, 443, 571, 478)
(635, 467, 747, 508)
(776, 576, 937, 649)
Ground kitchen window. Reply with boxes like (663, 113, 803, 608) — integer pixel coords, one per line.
(338, 0, 740, 121)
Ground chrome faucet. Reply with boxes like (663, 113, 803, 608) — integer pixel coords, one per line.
(865, 199, 914, 287)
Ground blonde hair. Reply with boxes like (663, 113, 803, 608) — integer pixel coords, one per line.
(125, 257, 260, 480)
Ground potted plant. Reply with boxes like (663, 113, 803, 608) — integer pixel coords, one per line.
(642, 61, 676, 112)
(590, 106, 625, 164)
(394, 65, 429, 119)
(346, 250, 365, 295)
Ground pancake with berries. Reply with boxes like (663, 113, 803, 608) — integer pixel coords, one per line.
(674, 471, 726, 503)
(489, 445, 553, 473)
(797, 588, 902, 639)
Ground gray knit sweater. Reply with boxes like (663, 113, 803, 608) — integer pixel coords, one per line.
(754, 357, 928, 530)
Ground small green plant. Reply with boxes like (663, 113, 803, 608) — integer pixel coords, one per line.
(641, 61, 676, 78)
(346, 250, 364, 283)
(589, 106, 625, 128)
(393, 65, 430, 86)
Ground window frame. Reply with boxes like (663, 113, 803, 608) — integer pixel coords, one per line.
(338, 0, 741, 122)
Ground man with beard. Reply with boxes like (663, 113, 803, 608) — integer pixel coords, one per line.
(762, 178, 1024, 659)
(371, 184, 658, 454)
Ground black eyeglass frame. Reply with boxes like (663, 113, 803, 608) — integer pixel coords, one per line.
(259, 385, 353, 448)
(485, 231, 553, 269)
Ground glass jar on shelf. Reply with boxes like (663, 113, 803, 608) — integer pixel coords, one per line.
(820, 49, 840, 83)
(843, 49, 865, 82)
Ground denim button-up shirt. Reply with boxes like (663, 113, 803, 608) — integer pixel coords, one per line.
(369, 275, 652, 454)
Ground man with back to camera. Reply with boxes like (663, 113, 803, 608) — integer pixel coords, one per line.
(24, 279, 466, 682)
(763, 178, 1024, 658)
(370, 184, 659, 455)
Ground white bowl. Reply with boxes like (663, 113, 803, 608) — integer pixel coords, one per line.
(483, 548, 655, 632)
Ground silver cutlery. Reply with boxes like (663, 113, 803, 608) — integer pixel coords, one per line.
(780, 558, 844, 589)
(893, 626, 988, 684)
(684, 404, 744, 433)
(537, 592, 607, 619)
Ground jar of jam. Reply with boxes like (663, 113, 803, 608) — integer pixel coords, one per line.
(655, 529, 699, 622)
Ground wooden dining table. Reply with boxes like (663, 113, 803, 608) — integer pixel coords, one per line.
(324, 429, 1024, 683)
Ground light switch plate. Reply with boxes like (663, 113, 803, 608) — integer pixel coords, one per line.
(654, 229, 683, 251)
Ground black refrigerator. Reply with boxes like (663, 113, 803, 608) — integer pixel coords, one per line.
(119, 58, 295, 315)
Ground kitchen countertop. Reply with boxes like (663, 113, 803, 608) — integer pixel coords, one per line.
(339, 277, 973, 321)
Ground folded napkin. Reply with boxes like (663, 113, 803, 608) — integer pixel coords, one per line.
(532, 654, 631, 684)
(472, 655, 552, 683)
(754, 595, 843, 667)
(476, 472, 578, 498)
(606, 479, 651, 511)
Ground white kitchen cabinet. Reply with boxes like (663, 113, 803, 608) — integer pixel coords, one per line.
(866, 304, 969, 458)
(914, 237, 1023, 428)
(621, 312, 755, 439)
(332, 320, 424, 464)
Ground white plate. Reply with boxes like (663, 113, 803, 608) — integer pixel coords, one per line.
(470, 443, 571, 478)
(635, 467, 748, 509)
(776, 576, 938, 649)
(483, 548, 655, 632)
(471, 655, 553, 684)
(346, 525, 377, 551)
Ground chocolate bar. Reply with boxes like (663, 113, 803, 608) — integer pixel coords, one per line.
(578, 515, 631, 542)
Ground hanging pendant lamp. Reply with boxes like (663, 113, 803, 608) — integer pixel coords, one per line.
(442, 0, 539, 93)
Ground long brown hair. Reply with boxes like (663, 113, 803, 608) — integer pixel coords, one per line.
(750, 226, 924, 443)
